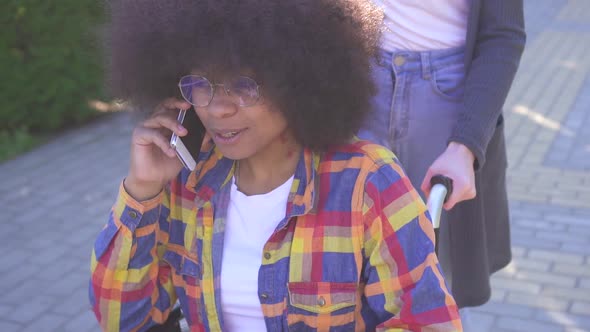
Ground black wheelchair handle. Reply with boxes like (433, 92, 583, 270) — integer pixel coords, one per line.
(430, 175, 453, 203)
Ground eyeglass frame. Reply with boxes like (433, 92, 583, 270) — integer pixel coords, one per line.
(177, 75, 262, 108)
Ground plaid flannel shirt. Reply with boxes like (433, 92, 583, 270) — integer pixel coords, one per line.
(90, 139, 462, 331)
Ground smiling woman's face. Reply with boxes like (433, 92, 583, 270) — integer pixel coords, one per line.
(189, 75, 291, 162)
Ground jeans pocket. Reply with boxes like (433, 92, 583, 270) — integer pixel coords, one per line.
(287, 282, 357, 331)
(430, 62, 466, 100)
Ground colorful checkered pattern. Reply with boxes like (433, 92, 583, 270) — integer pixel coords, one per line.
(90, 138, 462, 331)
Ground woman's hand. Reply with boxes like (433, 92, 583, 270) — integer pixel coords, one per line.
(420, 142, 476, 210)
(125, 98, 192, 201)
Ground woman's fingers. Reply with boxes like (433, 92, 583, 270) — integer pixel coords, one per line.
(133, 126, 177, 158)
(131, 104, 194, 160)
(159, 97, 191, 112)
(442, 175, 476, 210)
(420, 170, 434, 198)
(422, 143, 477, 211)
(422, 169, 476, 210)
(443, 194, 458, 210)
(143, 112, 187, 137)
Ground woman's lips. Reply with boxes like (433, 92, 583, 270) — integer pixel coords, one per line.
(212, 128, 247, 144)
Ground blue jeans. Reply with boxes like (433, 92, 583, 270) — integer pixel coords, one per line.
(358, 46, 467, 175)
(358, 45, 473, 323)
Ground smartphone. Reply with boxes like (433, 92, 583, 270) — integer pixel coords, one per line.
(170, 107, 204, 171)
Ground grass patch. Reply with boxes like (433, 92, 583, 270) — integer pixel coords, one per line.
(0, 128, 42, 162)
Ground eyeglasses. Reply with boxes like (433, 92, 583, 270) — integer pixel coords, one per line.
(178, 75, 261, 107)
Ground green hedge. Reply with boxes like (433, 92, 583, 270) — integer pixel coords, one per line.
(0, 1, 105, 137)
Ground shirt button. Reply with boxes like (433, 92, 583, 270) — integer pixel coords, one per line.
(394, 55, 406, 66)
(260, 293, 269, 300)
(264, 252, 271, 260)
(317, 296, 326, 307)
(128, 210, 138, 219)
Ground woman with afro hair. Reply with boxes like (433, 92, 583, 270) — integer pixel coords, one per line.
(89, 1, 461, 331)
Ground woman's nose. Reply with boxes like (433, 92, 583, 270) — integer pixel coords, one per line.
(207, 88, 238, 118)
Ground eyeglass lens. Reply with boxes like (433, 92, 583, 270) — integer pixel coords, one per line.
(179, 76, 259, 107)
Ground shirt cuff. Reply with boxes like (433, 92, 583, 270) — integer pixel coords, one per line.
(114, 181, 164, 232)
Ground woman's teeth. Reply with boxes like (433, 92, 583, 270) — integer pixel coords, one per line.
(220, 131, 238, 138)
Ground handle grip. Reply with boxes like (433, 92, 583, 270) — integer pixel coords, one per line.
(426, 175, 453, 229)
(430, 175, 453, 203)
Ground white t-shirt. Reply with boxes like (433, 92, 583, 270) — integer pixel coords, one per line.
(220, 175, 294, 331)
(374, 0, 469, 52)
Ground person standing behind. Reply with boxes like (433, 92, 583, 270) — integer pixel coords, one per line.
(358, 0, 526, 328)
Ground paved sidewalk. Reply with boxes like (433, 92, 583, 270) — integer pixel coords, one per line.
(0, 1, 589, 331)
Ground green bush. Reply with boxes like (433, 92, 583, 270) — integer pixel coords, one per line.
(0, 1, 105, 136)
(0, 128, 40, 161)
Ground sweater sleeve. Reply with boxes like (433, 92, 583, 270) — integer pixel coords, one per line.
(448, 0, 526, 170)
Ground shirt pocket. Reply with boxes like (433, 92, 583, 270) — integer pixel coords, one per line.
(287, 281, 357, 331)
(163, 250, 201, 288)
(162, 250, 202, 328)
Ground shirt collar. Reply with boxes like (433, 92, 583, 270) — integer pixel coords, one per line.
(185, 136, 319, 216)
(288, 148, 320, 217)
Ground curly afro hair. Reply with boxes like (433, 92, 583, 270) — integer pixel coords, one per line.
(105, 0, 382, 150)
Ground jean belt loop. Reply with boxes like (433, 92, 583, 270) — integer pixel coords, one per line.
(420, 51, 432, 80)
